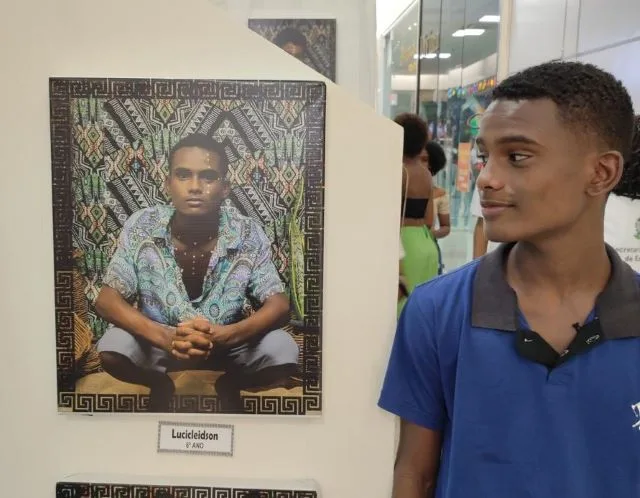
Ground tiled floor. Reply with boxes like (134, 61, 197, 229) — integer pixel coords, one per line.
(439, 226, 474, 274)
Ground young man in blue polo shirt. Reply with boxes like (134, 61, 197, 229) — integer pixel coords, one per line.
(379, 61, 638, 497)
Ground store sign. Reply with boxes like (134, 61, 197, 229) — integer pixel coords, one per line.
(157, 421, 234, 456)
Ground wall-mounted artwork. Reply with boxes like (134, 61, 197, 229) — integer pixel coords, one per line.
(248, 19, 336, 82)
(56, 481, 319, 497)
(50, 78, 325, 415)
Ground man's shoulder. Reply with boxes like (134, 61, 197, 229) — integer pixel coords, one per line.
(409, 259, 481, 316)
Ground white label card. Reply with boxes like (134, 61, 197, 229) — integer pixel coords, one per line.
(157, 421, 234, 456)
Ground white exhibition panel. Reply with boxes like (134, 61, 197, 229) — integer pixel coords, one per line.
(0, 0, 401, 497)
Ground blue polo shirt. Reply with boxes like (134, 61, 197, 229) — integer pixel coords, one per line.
(379, 244, 640, 497)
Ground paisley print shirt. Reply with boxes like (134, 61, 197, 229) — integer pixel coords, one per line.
(103, 205, 285, 326)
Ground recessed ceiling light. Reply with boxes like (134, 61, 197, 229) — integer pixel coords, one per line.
(413, 52, 451, 60)
(452, 28, 485, 37)
(479, 15, 500, 23)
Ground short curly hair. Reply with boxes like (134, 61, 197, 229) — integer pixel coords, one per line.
(169, 133, 229, 176)
(394, 113, 428, 158)
(493, 61, 635, 160)
(274, 28, 307, 51)
(613, 115, 640, 199)
(425, 141, 447, 175)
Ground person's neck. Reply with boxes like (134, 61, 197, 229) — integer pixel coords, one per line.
(403, 156, 421, 168)
(507, 221, 610, 299)
(172, 210, 220, 245)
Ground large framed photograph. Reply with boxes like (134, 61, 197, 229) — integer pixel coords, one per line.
(56, 481, 319, 497)
(248, 19, 337, 82)
(50, 78, 325, 415)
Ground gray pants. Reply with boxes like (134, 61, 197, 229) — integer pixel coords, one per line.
(97, 326, 299, 374)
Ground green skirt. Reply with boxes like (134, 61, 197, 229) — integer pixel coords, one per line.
(398, 225, 440, 314)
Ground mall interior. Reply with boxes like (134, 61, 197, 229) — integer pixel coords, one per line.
(1, 0, 640, 496)
(378, 0, 640, 271)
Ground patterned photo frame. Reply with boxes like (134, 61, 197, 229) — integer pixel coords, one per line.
(50, 78, 325, 415)
(248, 19, 337, 82)
(56, 482, 318, 498)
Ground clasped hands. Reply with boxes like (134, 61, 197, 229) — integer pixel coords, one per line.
(167, 317, 237, 361)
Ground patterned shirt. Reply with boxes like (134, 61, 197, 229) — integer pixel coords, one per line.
(103, 204, 285, 326)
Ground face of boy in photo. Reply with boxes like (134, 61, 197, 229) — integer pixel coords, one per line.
(281, 41, 304, 58)
(167, 146, 229, 218)
(475, 98, 622, 244)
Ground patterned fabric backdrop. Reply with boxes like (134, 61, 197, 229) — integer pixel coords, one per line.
(248, 19, 336, 81)
(56, 482, 318, 498)
(50, 79, 325, 415)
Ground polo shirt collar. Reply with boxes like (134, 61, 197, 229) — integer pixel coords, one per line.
(471, 243, 640, 339)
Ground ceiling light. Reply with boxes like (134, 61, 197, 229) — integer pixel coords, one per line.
(413, 52, 451, 60)
(479, 15, 500, 23)
(452, 28, 485, 37)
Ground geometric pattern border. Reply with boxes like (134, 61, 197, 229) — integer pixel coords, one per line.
(56, 482, 318, 498)
(50, 78, 326, 415)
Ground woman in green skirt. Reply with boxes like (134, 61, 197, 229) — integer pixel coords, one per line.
(395, 114, 440, 313)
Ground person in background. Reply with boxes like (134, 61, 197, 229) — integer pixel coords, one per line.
(380, 61, 638, 497)
(398, 237, 409, 303)
(461, 137, 482, 227)
(605, 115, 640, 270)
(471, 185, 500, 258)
(396, 113, 439, 310)
(274, 27, 307, 60)
(423, 141, 450, 274)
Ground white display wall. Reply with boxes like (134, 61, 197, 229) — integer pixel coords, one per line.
(0, 0, 401, 496)
(507, 0, 640, 108)
(212, 0, 378, 107)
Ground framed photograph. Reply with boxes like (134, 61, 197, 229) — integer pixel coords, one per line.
(55, 481, 319, 497)
(50, 78, 325, 415)
(248, 19, 337, 81)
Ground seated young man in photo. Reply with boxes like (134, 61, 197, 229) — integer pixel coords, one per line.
(380, 61, 639, 497)
(95, 133, 298, 412)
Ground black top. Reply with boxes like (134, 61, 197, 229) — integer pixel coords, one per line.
(403, 197, 428, 219)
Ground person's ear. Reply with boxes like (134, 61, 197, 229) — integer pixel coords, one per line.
(586, 150, 624, 197)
